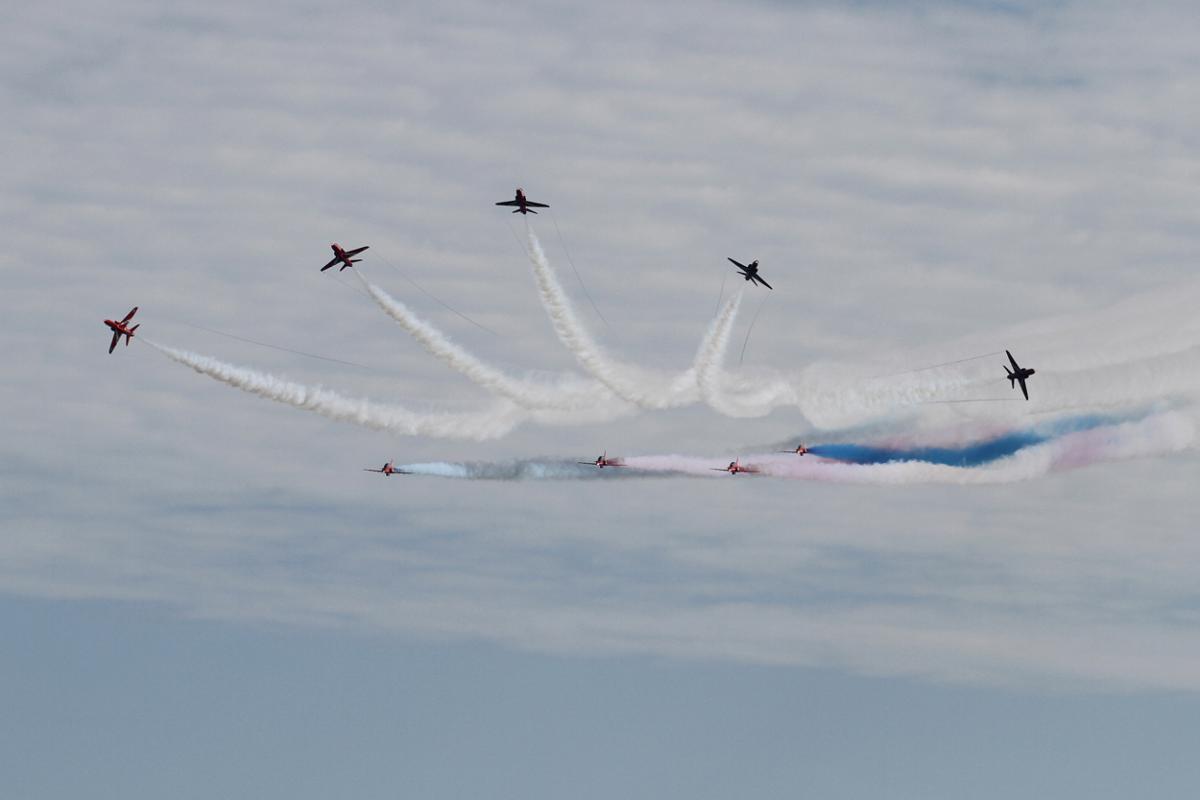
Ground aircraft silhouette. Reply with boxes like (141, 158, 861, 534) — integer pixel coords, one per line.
(495, 188, 549, 215)
(1005, 350, 1036, 400)
(727, 257, 773, 290)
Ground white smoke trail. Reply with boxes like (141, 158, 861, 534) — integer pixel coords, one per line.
(693, 289, 800, 417)
(694, 290, 745, 415)
(146, 340, 526, 440)
(798, 342, 1200, 431)
(523, 225, 763, 410)
(797, 279, 1200, 429)
(524, 224, 798, 418)
(524, 225, 689, 408)
(357, 274, 630, 415)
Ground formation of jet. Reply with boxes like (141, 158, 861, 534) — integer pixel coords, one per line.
(1005, 350, 1036, 401)
(364, 460, 410, 476)
(578, 451, 625, 468)
(712, 458, 761, 475)
(495, 188, 549, 215)
(321, 243, 369, 272)
(103, 306, 140, 354)
(103, 189, 1049, 482)
(728, 258, 773, 290)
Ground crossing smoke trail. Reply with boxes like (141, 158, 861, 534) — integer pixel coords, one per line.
(396, 410, 1196, 483)
(145, 340, 527, 440)
(146, 230, 1200, 441)
(357, 273, 629, 415)
(695, 290, 799, 418)
(524, 224, 749, 410)
(524, 223, 798, 417)
(524, 224, 691, 408)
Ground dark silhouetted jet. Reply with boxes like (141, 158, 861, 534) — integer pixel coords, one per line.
(495, 188, 549, 215)
(728, 257, 773, 290)
(1005, 350, 1035, 400)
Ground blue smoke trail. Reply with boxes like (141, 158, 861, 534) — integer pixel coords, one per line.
(807, 412, 1140, 467)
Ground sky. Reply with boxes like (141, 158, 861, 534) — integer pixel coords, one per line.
(4, 0, 1200, 796)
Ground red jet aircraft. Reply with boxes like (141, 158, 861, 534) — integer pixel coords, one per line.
(321, 243, 369, 272)
(495, 188, 549, 215)
(711, 458, 761, 475)
(364, 460, 411, 476)
(103, 306, 140, 353)
(778, 444, 808, 456)
(578, 451, 625, 468)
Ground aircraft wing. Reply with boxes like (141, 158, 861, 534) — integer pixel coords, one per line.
(1018, 378, 1029, 401)
(495, 200, 521, 207)
(525, 201, 549, 208)
(121, 307, 138, 323)
(1006, 350, 1020, 371)
(727, 257, 748, 270)
(108, 331, 120, 354)
(753, 274, 773, 290)
(321, 256, 340, 271)
(345, 246, 369, 257)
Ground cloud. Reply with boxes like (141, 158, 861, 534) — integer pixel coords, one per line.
(6, 0, 1200, 691)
